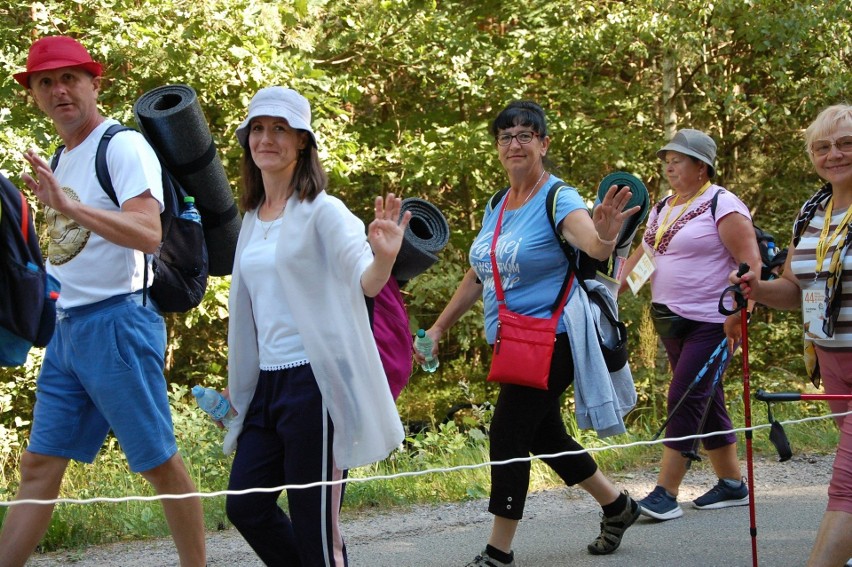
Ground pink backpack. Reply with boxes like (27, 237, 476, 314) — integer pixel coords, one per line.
(369, 278, 413, 399)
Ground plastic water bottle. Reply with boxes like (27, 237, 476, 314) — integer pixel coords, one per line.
(180, 196, 202, 224)
(766, 241, 777, 259)
(191, 385, 234, 427)
(414, 329, 439, 373)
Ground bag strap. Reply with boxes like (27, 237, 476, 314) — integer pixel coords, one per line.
(94, 124, 136, 207)
(50, 123, 154, 306)
(0, 190, 29, 243)
(18, 191, 28, 243)
(489, 193, 573, 319)
(543, 182, 592, 294)
(50, 123, 132, 208)
(544, 183, 628, 334)
(654, 187, 725, 219)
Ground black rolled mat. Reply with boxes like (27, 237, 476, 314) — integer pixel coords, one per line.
(133, 85, 240, 276)
(392, 198, 450, 283)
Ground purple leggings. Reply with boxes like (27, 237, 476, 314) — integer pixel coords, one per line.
(661, 321, 737, 452)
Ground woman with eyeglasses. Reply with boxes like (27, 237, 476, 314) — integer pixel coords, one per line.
(416, 100, 641, 566)
(619, 128, 762, 522)
(732, 104, 852, 567)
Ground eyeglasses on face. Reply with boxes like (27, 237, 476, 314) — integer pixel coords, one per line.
(496, 131, 539, 146)
(810, 136, 852, 157)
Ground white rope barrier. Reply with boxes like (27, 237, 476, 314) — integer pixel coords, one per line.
(2, 408, 850, 508)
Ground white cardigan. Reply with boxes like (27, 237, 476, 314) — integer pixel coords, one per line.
(224, 191, 405, 469)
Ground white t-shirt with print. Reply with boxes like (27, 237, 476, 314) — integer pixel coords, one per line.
(47, 119, 164, 308)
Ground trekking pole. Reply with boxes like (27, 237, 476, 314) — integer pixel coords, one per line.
(651, 338, 728, 441)
(755, 391, 852, 402)
(720, 263, 758, 567)
(681, 343, 733, 467)
(740, 290, 758, 567)
(755, 390, 852, 463)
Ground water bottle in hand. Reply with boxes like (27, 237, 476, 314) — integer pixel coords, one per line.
(414, 329, 439, 373)
(180, 196, 202, 224)
(192, 385, 235, 428)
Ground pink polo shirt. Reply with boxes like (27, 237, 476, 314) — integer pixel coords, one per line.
(641, 186, 752, 323)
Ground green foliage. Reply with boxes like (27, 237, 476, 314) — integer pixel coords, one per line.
(0, 350, 40, 486)
(0, 0, 849, 551)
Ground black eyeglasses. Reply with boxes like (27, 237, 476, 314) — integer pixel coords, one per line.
(810, 136, 852, 157)
(496, 131, 539, 146)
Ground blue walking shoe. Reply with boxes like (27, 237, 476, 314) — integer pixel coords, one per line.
(638, 485, 683, 520)
(692, 478, 749, 510)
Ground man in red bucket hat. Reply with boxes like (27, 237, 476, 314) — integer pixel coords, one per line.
(0, 36, 206, 567)
(12, 36, 103, 88)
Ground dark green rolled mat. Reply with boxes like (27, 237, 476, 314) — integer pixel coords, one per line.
(597, 171, 650, 251)
(133, 85, 240, 276)
(392, 198, 450, 283)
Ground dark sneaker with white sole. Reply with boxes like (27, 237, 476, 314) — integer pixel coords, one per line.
(638, 485, 683, 520)
(692, 478, 749, 509)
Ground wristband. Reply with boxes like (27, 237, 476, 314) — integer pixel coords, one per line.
(598, 235, 617, 247)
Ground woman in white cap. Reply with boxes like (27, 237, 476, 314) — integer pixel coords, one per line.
(222, 86, 410, 566)
(621, 128, 761, 521)
(732, 104, 852, 567)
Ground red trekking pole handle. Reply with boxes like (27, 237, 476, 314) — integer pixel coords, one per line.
(756, 389, 852, 402)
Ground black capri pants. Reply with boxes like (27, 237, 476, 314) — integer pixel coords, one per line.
(488, 333, 598, 520)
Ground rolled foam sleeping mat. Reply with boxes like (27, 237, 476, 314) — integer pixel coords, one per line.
(133, 85, 240, 276)
(392, 198, 450, 283)
(597, 171, 650, 252)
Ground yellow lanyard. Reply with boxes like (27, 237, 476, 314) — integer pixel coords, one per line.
(654, 181, 711, 249)
(814, 197, 852, 274)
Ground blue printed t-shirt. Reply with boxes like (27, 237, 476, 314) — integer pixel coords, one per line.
(470, 175, 587, 344)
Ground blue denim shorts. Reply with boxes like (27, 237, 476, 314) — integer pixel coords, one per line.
(29, 292, 177, 473)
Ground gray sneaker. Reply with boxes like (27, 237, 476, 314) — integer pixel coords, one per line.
(587, 491, 641, 555)
(692, 478, 749, 510)
(465, 550, 515, 567)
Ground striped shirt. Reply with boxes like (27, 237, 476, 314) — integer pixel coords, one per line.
(790, 202, 852, 350)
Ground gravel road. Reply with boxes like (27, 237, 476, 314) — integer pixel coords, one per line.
(25, 452, 837, 566)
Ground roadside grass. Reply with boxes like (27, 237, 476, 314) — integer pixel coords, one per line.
(0, 383, 840, 553)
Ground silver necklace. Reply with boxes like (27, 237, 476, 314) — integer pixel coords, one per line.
(514, 169, 547, 209)
(258, 206, 285, 239)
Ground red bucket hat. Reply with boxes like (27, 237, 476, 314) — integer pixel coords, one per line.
(13, 36, 103, 88)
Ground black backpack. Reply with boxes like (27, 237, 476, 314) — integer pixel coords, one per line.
(0, 174, 60, 366)
(51, 124, 208, 313)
